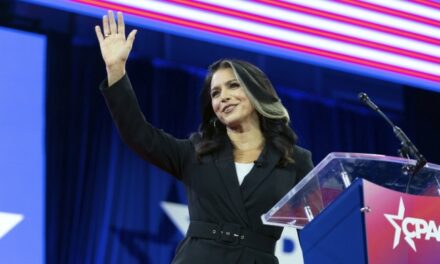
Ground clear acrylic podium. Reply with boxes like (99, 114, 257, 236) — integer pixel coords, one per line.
(262, 153, 440, 263)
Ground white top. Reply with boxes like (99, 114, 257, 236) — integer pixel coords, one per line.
(235, 162, 254, 186)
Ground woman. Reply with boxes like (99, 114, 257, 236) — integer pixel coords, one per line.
(95, 11, 313, 264)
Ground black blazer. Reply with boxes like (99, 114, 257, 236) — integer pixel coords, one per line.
(101, 75, 314, 264)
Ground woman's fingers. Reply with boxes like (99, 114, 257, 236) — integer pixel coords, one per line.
(126, 29, 137, 48)
(108, 10, 117, 34)
(103, 10, 125, 37)
(117, 12, 125, 36)
(95, 25, 104, 43)
(96, 11, 136, 69)
(103, 14, 110, 36)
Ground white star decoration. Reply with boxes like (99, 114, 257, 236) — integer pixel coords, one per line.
(0, 211, 23, 240)
(384, 197, 417, 252)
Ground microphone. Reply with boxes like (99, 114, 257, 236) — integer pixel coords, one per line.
(358, 92, 379, 111)
(358, 92, 427, 192)
(358, 93, 392, 127)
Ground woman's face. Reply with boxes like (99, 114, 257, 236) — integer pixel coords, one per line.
(210, 68, 258, 128)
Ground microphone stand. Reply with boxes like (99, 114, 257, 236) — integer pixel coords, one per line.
(358, 93, 427, 193)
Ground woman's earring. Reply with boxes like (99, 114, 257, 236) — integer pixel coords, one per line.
(211, 118, 218, 128)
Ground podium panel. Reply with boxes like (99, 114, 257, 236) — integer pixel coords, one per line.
(299, 179, 367, 263)
(364, 181, 440, 264)
(262, 153, 440, 263)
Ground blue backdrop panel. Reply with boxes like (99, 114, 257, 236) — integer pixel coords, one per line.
(300, 179, 368, 264)
(0, 26, 46, 263)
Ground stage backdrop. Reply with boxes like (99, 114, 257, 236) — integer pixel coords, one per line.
(0, 26, 46, 264)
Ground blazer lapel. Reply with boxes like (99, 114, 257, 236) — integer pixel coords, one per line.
(240, 143, 281, 201)
(213, 137, 250, 224)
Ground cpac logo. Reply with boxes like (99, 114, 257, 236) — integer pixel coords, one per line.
(384, 197, 440, 252)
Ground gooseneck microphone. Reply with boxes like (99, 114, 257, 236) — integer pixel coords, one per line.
(358, 93, 391, 126)
(358, 92, 427, 193)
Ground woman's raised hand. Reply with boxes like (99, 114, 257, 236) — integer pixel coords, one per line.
(95, 11, 137, 85)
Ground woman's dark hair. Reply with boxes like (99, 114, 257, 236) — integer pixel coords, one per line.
(193, 59, 298, 166)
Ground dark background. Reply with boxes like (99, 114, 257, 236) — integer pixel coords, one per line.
(2, 1, 440, 263)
